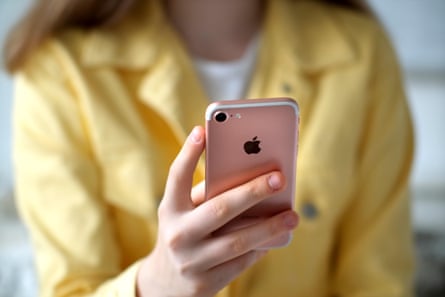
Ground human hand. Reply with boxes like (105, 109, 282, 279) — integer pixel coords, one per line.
(136, 126, 298, 297)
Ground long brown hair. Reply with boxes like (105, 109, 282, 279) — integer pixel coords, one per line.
(3, 0, 372, 73)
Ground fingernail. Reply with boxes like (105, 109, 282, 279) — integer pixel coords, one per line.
(190, 127, 202, 143)
(283, 212, 298, 228)
(268, 173, 282, 191)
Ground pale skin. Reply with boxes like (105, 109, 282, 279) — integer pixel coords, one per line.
(165, 0, 264, 61)
(136, 1, 299, 296)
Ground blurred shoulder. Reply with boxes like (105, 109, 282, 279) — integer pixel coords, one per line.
(20, 29, 88, 82)
(282, 0, 399, 67)
(289, 0, 384, 37)
(312, 1, 393, 51)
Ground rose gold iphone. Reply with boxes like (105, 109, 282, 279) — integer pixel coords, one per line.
(205, 97, 299, 248)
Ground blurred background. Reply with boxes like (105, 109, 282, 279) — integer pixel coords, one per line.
(1, 1, 444, 296)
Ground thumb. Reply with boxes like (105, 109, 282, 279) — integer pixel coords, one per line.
(163, 126, 206, 212)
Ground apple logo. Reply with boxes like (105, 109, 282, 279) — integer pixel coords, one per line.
(244, 136, 261, 154)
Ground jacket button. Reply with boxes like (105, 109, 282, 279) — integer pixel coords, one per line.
(282, 83, 292, 94)
(301, 202, 318, 219)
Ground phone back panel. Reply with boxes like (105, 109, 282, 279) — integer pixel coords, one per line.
(205, 98, 299, 218)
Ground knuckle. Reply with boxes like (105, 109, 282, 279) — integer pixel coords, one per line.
(267, 218, 282, 235)
(230, 235, 248, 254)
(177, 259, 194, 277)
(209, 199, 229, 219)
(245, 181, 265, 201)
(165, 229, 185, 251)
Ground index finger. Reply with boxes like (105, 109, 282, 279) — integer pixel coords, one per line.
(185, 171, 285, 238)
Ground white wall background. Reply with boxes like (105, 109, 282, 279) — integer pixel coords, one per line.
(370, 0, 445, 72)
(0, 0, 32, 200)
(369, 0, 445, 190)
(368, 0, 445, 233)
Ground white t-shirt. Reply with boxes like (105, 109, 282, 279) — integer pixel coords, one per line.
(192, 35, 260, 101)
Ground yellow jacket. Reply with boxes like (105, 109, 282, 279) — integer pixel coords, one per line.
(14, 0, 415, 296)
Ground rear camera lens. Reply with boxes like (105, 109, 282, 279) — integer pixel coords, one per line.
(215, 112, 227, 123)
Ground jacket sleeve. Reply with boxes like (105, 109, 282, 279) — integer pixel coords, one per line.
(332, 26, 415, 296)
(13, 42, 141, 297)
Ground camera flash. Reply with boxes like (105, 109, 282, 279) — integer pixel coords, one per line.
(235, 113, 241, 119)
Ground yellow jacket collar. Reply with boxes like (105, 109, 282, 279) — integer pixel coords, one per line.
(81, 0, 167, 68)
(80, 0, 358, 146)
(81, 0, 357, 71)
(272, 0, 357, 71)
